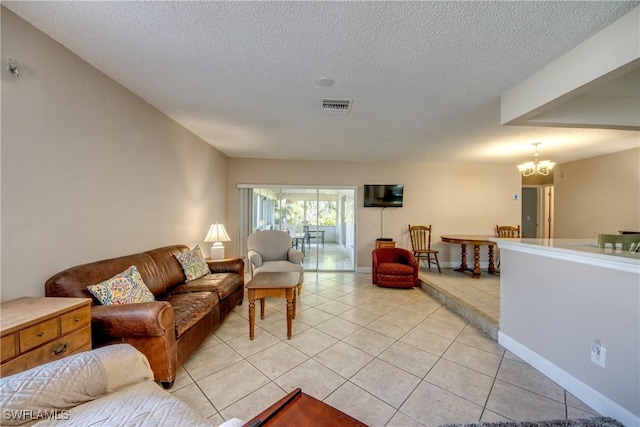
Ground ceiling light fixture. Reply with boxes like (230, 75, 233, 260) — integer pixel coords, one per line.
(517, 142, 555, 176)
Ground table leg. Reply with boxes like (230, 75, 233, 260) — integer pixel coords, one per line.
(260, 298, 265, 319)
(286, 288, 294, 340)
(455, 244, 468, 272)
(488, 244, 498, 274)
(293, 288, 297, 319)
(248, 291, 256, 340)
(472, 245, 481, 278)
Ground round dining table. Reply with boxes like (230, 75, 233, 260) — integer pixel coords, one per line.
(440, 235, 499, 279)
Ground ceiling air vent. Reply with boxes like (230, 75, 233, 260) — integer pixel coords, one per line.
(322, 99, 352, 113)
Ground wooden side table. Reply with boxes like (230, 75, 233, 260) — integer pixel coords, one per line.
(245, 272, 299, 340)
(376, 240, 395, 249)
(0, 297, 92, 377)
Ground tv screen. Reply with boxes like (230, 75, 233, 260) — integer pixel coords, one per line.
(364, 184, 404, 208)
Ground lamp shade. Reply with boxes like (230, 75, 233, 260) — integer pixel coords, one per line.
(204, 223, 231, 244)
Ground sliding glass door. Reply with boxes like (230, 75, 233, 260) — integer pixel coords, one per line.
(239, 186, 356, 272)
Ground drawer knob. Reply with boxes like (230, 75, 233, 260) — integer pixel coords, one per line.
(74, 317, 81, 322)
(51, 343, 68, 355)
(37, 332, 45, 337)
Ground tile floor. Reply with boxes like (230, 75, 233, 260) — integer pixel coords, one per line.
(170, 272, 600, 427)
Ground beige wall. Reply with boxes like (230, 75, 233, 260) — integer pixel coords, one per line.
(228, 158, 521, 268)
(1, 9, 229, 301)
(554, 148, 640, 238)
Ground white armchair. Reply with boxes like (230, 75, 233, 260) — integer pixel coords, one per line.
(247, 230, 304, 293)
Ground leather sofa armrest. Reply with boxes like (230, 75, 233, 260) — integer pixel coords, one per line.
(206, 257, 244, 275)
(91, 302, 175, 338)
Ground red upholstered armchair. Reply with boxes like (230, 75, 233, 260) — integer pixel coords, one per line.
(372, 247, 419, 288)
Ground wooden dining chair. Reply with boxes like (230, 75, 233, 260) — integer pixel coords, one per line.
(408, 225, 441, 273)
(495, 225, 521, 238)
(494, 225, 521, 269)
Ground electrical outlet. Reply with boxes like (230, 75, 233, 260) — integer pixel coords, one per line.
(591, 339, 606, 368)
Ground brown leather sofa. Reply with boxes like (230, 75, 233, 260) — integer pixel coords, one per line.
(44, 245, 244, 388)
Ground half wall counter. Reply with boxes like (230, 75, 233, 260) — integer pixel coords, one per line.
(491, 238, 639, 426)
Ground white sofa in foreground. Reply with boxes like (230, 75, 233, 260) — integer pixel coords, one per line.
(0, 344, 242, 427)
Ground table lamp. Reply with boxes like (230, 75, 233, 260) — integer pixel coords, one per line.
(204, 223, 231, 260)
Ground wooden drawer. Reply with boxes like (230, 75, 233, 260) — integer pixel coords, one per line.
(19, 318, 59, 353)
(1, 334, 16, 362)
(376, 241, 396, 249)
(61, 306, 91, 334)
(0, 326, 91, 378)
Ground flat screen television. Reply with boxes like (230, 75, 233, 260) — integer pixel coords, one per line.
(364, 184, 404, 208)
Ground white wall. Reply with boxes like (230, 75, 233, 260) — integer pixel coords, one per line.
(228, 158, 521, 268)
(499, 245, 639, 424)
(554, 148, 640, 238)
(1, 9, 229, 301)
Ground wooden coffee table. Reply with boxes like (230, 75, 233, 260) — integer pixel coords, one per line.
(243, 388, 366, 427)
(246, 272, 300, 340)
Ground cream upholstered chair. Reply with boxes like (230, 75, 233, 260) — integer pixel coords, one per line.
(247, 230, 304, 293)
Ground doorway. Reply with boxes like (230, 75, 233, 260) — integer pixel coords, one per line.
(238, 186, 356, 272)
(522, 187, 538, 238)
(521, 185, 554, 238)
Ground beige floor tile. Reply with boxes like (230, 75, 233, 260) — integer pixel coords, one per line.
(496, 358, 565, 403)
(314, 341, 374, 379)
(324, 381, 397, 427)
(295, 307, 334, 326)
(428, 306, 469, 328)
(316, 289, 348, 300)
(206, 412, 225, 425)
(287, 328, 338, 356)
(198, 360, 271, 411)
(170, 366, 194, 391)
(170, 382, 217, 419)
(358, 299, 399, 316)
(383, 307, 428, 327)
(425, 358, 494, 406)
(246, 341, 309, 380)
(442, 342, 502, 377)
(456, 325, 505, 356)
(414, 317, 465, 340)
(225, 329, 280, 358)
(315, 300, 356, 316)
(386, 411, 425, 427)
(215, 312, 251, 341)
(351, 358, 421, 408)
(259, 316, 310, 340)
(219, 382, 286, 422)
(339, 307, 381, 326)
(400, 328, 453, 357)
(365, 316, 414, 340)
(485, 380, 566, 422)
(315, 317, 361, 339)
(333, 293, 373, 307)
(480, 409, 512, 422)
(400, 381, 483, 426)
(343, 328, 396, 356)
(378, 341, 439, 378)
(567, 406, 602, 419)
(295, 292, 330, 307)
(195, 333, 223, 352)
(183, 342, 244, 381)
(566, 392, 598, 415)
(274, 359, 346, 401)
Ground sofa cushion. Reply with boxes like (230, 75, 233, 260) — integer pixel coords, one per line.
(162, 292, 219, 338)
(169, 273, 243, 300)
(174, 246, 210, 282)
(87, 265, 155, 305)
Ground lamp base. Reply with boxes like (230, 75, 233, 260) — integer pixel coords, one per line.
(210, 245, 225, 260)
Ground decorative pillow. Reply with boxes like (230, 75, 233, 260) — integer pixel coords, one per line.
(87, 265, 155, 305)
(174, 245, 210, 281)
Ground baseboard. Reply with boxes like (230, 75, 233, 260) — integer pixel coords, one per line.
(498, 332, 639, 427)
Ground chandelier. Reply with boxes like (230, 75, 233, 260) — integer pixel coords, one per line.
(517, 142, 555, 176)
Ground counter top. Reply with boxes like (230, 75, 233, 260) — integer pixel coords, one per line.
(490, 238, 640, 273)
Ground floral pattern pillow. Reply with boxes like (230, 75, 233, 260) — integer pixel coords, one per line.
(87, 265, 155, 305)
(174, 245, 210, 282)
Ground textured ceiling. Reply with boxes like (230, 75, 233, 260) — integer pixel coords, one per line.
(4, 1, 639, 164)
